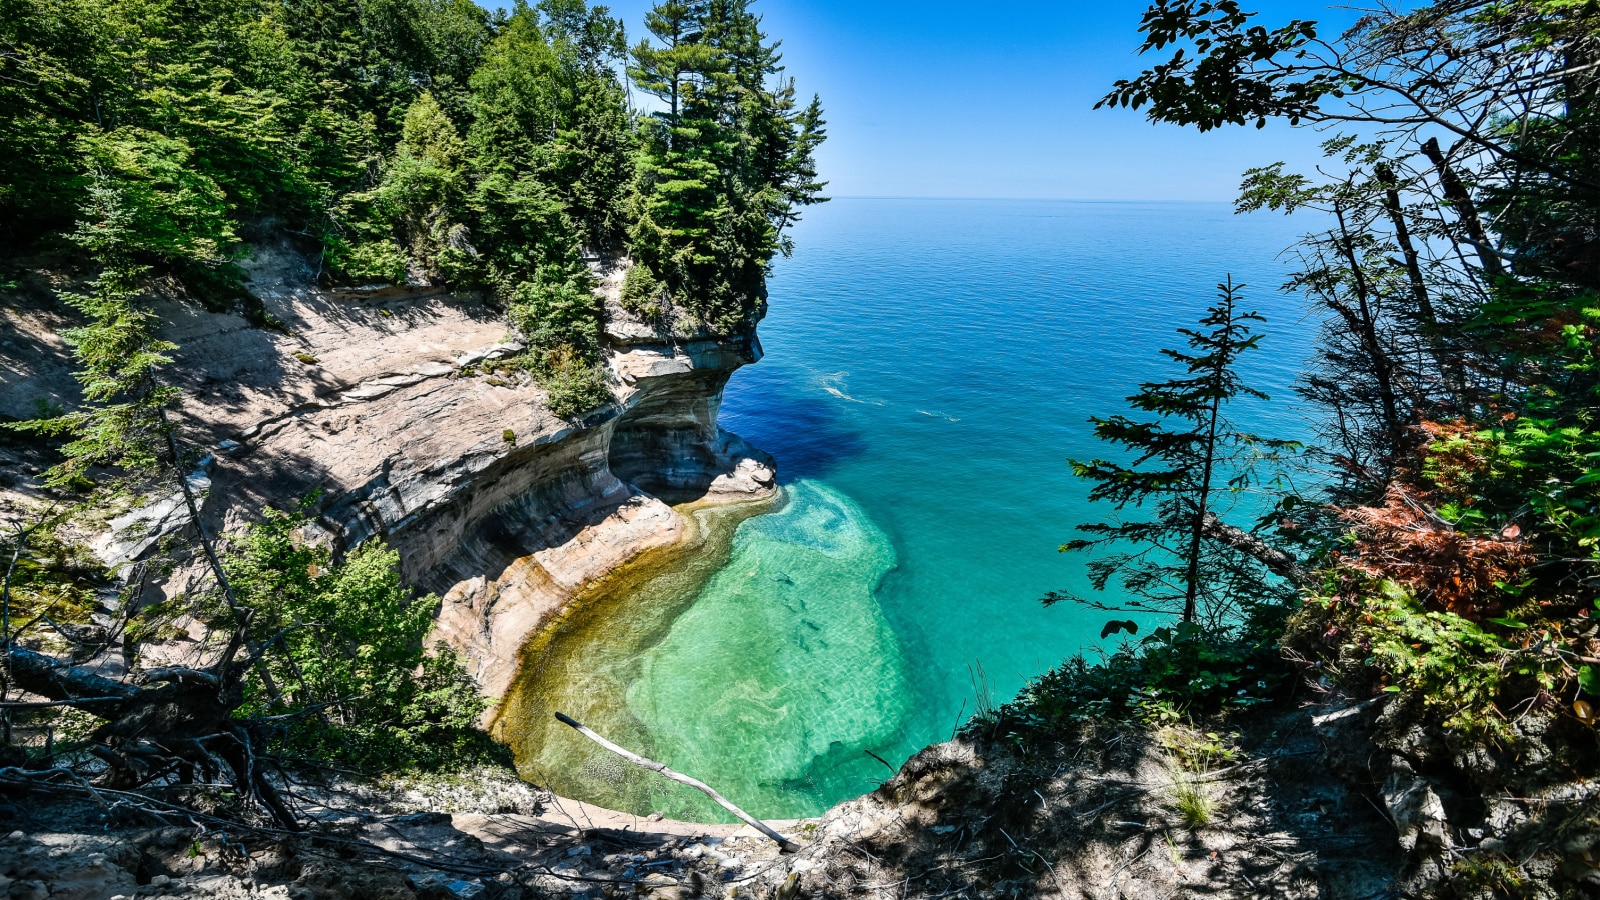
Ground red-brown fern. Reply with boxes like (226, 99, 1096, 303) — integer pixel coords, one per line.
(1338, 423, 1533, 617)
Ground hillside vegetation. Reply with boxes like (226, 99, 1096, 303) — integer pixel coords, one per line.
(0, 0, 824, 852)
(984, 2, 1600, 895)
(1, 0, 824, 413)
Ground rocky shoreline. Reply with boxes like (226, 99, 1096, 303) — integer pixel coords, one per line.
(0, 697, 1410, 900)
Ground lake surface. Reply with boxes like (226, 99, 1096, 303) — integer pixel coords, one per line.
(509, 198, 1318, 820)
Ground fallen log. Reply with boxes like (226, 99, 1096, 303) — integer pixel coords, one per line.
(554, 711, 801, 853)
(3, 644, 298, 830)
(5, 644, 139, 718)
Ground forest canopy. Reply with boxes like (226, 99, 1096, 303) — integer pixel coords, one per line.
(0, 0, 826, 413)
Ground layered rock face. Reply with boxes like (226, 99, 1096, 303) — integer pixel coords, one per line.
(424, 328, 777, 696)
(0, 243, 775, 696)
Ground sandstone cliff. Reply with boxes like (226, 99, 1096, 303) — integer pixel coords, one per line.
(0, 243, 775, 698)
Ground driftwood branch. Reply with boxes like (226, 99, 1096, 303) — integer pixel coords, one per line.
(553, 711, 802, 853)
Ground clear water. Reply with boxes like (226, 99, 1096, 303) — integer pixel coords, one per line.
(504, 198, 1317, 821)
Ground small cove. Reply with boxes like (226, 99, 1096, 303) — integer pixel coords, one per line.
(504, 198, 1317, 820)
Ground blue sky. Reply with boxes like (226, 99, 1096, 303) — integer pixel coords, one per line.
(598, 1, 1360, 200)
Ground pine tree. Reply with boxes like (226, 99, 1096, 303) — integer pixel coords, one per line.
(541, 0, 635, 250)
(627, 0, 825, 333)
(1057, 279, 1293, 626)
(13, 267, 180, 489)
(629, 0, 713, 124)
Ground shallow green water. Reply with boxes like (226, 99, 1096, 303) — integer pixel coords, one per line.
(506, 199, 1316, 820)
(628, 480, 909, 818)
(499, 483, 910, 820)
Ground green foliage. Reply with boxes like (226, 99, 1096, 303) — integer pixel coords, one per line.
(466, 9, 565, 172)
(1455, 295, 1600, 563)
(1160, 727, 1229, 831)
(620, 262, 665, 317)
(0, 519, 103, 629)
(10, 267, 180, 487)
(1056, 278, 1296, 625)
(627, 0, 828, 333)
(227, 505, 497, 772)
(535, 344, 611, 417)
(74, 129, 235, 265)
(509, 273, 599, 359)
(1156, 723, 1236, 772)
(324, 237, 410, 284)
(1286, 579, 1565, 741)
(1097, 2, 1337, 131)
(1087, 2, 1600, 789)
(4, 0, 821, 424)
(550, 71, 634, 250)
(328, 91, 469, 283)
(968, 605, 1292, 746)
(504, 269, 612, 416)
(1171, 777, 1213, 829)
(0, 0, 88, 224)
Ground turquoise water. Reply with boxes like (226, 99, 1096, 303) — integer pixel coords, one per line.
(513, 199, 1317, 820)
(628, 480, 910, 814)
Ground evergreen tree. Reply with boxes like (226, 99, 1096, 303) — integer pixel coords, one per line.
(629, 0, 712, 123)
(13, 266, 179, 489)
(627, 0, 826, 333)
(1058, 279, 1293, 626)
(540, 0, 635, 250)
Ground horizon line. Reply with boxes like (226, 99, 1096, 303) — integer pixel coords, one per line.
(827, 195, 1236, 204)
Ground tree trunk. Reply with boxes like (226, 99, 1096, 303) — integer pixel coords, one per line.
(1185, 293, 1234, 624)
(1420, 137, 1506, 281)
(1374, 162, 1464, 406)
(1333, 202, 1406, 451)
(4, 645, 138, 719)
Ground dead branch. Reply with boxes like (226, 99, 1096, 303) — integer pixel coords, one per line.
(1199, 513, 1311, 587)
(554, 711, 802, 852)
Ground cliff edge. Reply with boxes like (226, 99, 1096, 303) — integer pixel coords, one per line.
(0, 243, 775, 698)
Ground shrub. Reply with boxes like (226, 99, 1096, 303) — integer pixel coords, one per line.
(506, 273, 612, 417)
(227, 506, 498, 772)
(1284, 577, 1567, 741)
(509, 275, 600, 358)
(325, 236, 410, 285)
(967, 602, 1293, 747)
(537, 345, 611, 418)
(620, 262, 664, 318)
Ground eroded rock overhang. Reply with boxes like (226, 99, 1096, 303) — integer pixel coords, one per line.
(0, 245, 776, 696)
